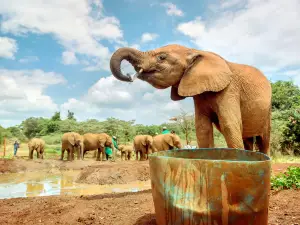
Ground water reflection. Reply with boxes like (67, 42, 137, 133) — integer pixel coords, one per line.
(0, 171, 151, 199)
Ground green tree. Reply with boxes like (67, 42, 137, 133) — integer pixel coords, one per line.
(22, 117, 43, 138)
(7, 126, 27, 141)
(0, 126, 12, 144)
(51, 111, 61, 121)
(46, 121, 60, 133)
(67, 110, 76, 121)
(169, 109, 195, 145)
(280, 109, 300, 155)
(271, 81, 300, 111)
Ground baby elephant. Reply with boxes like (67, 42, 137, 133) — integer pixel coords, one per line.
(118, 144, 134, 161)
(153, 133, 182, 152)
(28, 138, 45, 159)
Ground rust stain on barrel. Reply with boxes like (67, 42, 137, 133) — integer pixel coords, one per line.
(148, 148, 271, 225)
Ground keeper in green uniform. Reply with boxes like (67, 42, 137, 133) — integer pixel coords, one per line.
(162, 126, 170, 134)
(105, 136, 118, 160)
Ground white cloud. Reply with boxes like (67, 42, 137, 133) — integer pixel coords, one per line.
(0, 36, 17, 59)
(0, 0, 123, 71)
(62, 51, 78, 65)
(60, 75, 194, 125)
(177, 0, 300, 74)
(19, 56, 39, 63)
(0, 69, 66, 127)
(161, 3, 184, 17)
(141, 33, 159, 43)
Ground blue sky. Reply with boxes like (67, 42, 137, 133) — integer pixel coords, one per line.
(0, 0, 299, 127)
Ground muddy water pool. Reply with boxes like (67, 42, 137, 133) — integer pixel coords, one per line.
(0, 170, 151, 199)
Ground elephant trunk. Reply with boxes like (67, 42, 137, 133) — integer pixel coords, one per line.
(110, 47, 144, 82)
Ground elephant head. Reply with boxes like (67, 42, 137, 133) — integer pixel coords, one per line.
(98, 133, 113, 148)
(67, 132, 84, 160)
(118, 144, 125, 152)
(142, 135, 155, 154)
(167, 134, 182, 149)
(110, 44, 233, 100)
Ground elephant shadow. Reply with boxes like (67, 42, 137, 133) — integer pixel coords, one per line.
(133, 214, 156, 225)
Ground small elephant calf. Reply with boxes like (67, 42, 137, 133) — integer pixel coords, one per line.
(28, 138, 45, 159)
(118, 144, 134, 161)
(153, 133, 182, 152)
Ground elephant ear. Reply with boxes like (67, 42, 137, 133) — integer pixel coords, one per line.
(97, 135, 106, 148)
(147, 136, 153, 146)
(141, 137, 147, 146)
(68, 135, 75, 146)
(165, 134, 174, 147)
(178, 51, 233, 97)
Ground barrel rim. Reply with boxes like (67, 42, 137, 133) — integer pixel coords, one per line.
(148, 147, 271, 162)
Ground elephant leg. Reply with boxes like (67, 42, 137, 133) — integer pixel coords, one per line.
(256, 136, 270, 156)
(37, 150, 40, 159)
(255, 116, 271, 156)
(61, 149, 65, 160)
(96, 148, 101, 161)
(243, 137, 254, 151)
(76, 147, 80, 160)
(101, 148, 105, 161)
(29, 149, 33, 159)
(135, 150, 139, 161)
(67, 149, 72, 161)
(125, 152, 128, 161)
(194, 111, 214, 148)
(218, 108, 244, 149)
(128, 152, 131, 160)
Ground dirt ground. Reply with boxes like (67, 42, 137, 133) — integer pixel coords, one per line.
(0, 189, 299, 225)
(0, 159, 299, 224)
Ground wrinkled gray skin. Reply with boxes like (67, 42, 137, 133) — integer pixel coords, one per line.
(110, 44, 272, 155)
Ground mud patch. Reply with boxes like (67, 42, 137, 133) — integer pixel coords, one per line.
(76, 161, 150, 185)
(0, 170, 151, 199)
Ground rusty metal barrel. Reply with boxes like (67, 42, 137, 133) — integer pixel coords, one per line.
(148, 148, 271, 225)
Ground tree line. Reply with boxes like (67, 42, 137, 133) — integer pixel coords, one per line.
(0, 81, 300, 155)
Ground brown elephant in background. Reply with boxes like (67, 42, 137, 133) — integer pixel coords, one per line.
(83, 133, 113, 161)
(28, 138, 45, 159)
(61, 132, 84, 161)
(133, 135, 155, 161)
(110, 44, 272, 155)
(153, 133, 182, 152)
(118, 144, 134, 161)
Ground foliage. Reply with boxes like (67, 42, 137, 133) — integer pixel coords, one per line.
(67, 110, 76, 121)
(271, 166, 300, 190)
(51, 111, 61, 121)
(280, 109, 300, 155)
(271, 81, 300, 111)
(169, 109, 195, 145)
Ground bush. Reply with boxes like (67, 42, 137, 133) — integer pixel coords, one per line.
(43, 133, 62, 145)
(271, 166, 300, 190)
(280, 109, 300, 155)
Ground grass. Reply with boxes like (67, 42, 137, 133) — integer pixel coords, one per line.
(271, 166, 300, 190)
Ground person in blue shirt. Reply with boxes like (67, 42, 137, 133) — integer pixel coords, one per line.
(13, 140, 20, 156)
(162, 127, 170, 134)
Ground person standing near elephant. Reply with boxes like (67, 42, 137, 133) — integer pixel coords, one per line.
(13, 140, 20, 156)
(162, 127, 170, 134)
(105, 136, 118, 161)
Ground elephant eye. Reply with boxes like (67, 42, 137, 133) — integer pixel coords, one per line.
(157, 54, 167, 61)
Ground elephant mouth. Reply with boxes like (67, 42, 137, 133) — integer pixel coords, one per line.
(132, 68, 155, 81)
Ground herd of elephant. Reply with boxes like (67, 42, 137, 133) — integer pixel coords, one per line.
(27, 132, 183, 161)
